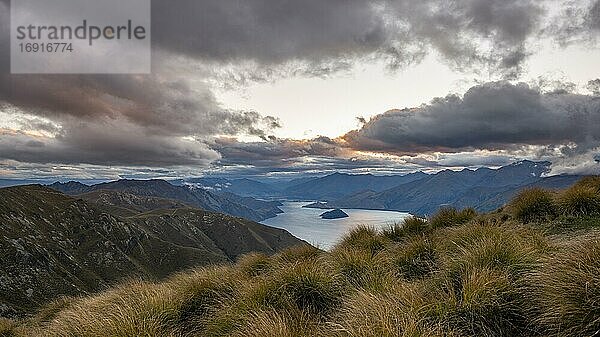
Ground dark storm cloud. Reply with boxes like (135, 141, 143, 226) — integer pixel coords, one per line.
(0, 75, 279, 138)
(344, 81, 600, 154)
(151, 0, 547, 77)
(0, 123, 220, 167)
(0, 1, 280, 168)
(383, 0, 544, 77)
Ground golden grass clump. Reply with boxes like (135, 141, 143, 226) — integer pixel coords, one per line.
(426, 267, 521, 336)
(232, 309, 318, 337)
(237, 252, 272, 277)
(573, 176, 600, 191)
(420, 224, 545, 335)
(32, 296, 77, 324)
(35, 266, 239, 337)
(41, 280, 182, 337)
(328, 246, 390, 290)
(248, 260, 344, 316)
(429, 207, 477, 230)
(558, 183, 600, 217)
(166, 266, 240, 333)
(532, 237, 600, 336)
(331, 285, 452, 337)
(508, 187, 557, 223)
(383, 217, 429, 242)
(386, 236, 437, 281)
(438, 223, 543, 277)
(0, 318, 17, 337)
(274, 244, 323, 265)
(336, 226, 389, 255)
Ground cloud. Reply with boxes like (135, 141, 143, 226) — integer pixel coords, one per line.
(344, 81, 600, 156)
(208, 136, 346, 167)
(150, 0, 548, 77)
(545, 0, 600, 45)
(0, 0, 598, 175)
(0, 119, 220, 166)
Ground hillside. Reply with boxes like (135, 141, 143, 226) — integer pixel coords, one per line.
(75, 190, 189, 217)
(3, 177, 600, 336)
(49, 179, 282, 222)
(308, 161, 581, 215)
(0, 185, 305, 318)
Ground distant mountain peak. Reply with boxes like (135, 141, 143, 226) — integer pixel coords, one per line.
(50, 180, 89, 187)
(510, 159, 551, 167)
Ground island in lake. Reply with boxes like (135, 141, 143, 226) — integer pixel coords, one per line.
(320, 208, 349, 219)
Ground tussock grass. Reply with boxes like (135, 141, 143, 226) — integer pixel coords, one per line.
(438, 224, 544, 277)
(274, 244, 323, 264)
(331, 285, 449, 337)
(33, 296, 77, 323)
(558, 184, 600, 217)
(531, 237, 600, 336)
(573, 176, 600, 191)
(0, 318, 16, 337)
(167, 266, 240, 332)
(383, 216, 429, 241)
(509, 187, 557, 223)
(8, 177, 600, 337)
(429, 207, 477, 229)
(249, 260, 344, 316)
(328, 246, 383, 286)
(336, 226, 389, 255)
(426, 267, 522, 336)
(237, 253, 272, 277)
(386, 236, 437, 280)
(41, 280, 182, 337)
(232, 309, 318, 337)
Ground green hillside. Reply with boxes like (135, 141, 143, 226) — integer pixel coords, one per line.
(3, 178, 600, 336)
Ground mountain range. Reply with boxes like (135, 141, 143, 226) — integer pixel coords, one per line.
(48, 179, 283, 222)
(304, 161, 582, 215)
(0, 185, 305, 317)
(45, 161, 584, 217)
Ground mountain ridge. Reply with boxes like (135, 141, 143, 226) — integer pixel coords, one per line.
(48, 179, 282, 222)
(0, 185, 305, 317)
(304, 161, 580, 215)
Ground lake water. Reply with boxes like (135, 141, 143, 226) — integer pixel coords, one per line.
(261, 202, 411, 250)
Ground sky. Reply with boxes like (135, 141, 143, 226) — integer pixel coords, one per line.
(0, 0, 600, 180)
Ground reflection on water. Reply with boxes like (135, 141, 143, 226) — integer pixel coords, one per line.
(261, 202, 411, 250)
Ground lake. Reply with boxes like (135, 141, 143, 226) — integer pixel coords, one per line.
(261, 202, 411, 250)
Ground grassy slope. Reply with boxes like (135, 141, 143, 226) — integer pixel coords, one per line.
(0, 185, 305, 318)
(3, 178, 600, 337)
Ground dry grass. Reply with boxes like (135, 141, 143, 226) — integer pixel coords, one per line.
(558, 184, 600, 217)
(509, 187, 557, 223)
(331, 284, 451, 337)
(531, 237, 600, 336)
(386, 236, 437, 280)
(383, 216, 429, 242)
(0, 318, 17, 337)
(248, 260, 344, 316)
(429, 207, 477, 229)
(336, 226, 389, 255)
